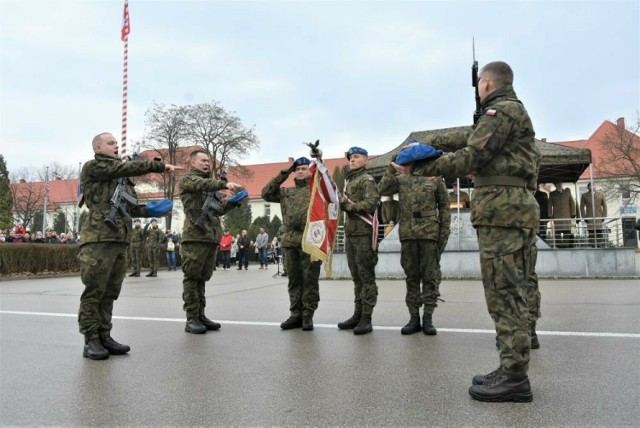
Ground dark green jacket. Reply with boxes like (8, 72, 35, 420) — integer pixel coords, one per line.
(79, 154, 165, 246)
(378, 166, 450, 248)
(145, 225, 164, 249)
(412, 85, 541, 229)
(131, 226, 145, 248)
(261, 168, 311, 248)
(341, 166, 380, 237)
(179, 168, 231, 244)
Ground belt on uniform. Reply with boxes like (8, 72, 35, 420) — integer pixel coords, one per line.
(474, 176, 527, 188)
(413, 210, 436, 219)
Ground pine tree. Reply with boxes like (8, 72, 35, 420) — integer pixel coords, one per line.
(53, 211, 67, 234)
(31, 211, 44, 234)
(0, 155, 14, 230)
(222, 202, 252, 237)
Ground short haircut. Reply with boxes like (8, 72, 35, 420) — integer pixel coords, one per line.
(92, 132, 112, 148)
(190, 150, 209, 160)
(480, 61, 514, 88)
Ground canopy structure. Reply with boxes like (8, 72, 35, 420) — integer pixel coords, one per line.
(366, 126, 592, 186)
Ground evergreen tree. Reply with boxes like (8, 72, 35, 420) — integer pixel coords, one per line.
(269, 215, 282, 240)
(0, 155, 13, 231)
(53, 211, 67, 234)
(222, 202, 252, 237)
(249, 215, 271, 240)
(31, 211, 44, 234)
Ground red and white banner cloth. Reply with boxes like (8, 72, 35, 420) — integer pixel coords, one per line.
(302, 160, 340, 277)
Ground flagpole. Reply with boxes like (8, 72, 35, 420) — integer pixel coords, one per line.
(42, 166, 49, 236)
(75, 161, 81, 233)
(121, 0, 130, 160)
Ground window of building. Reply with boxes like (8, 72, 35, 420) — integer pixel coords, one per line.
(622, 190, 631, 203)
(264, 204, 271, 218)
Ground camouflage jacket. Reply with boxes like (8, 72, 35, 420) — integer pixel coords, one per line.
(378, 165, 451, 247)
(130, 226, 145, 248)
(412, 85, 541, 229)
(145, 226, 164, 249)
(342, 166, 380, 237)
(179, 168, 232, 244)
(79, 154, 165, 246)
(261, 168, 311, 248)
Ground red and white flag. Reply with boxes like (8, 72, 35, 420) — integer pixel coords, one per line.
(121, 0, 131, 41)
(302, 161, 341, 277)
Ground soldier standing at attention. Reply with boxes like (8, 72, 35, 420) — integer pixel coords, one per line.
(393, 61, 541, 402)
(262, 156, 322, 331)
(144, 218, 164, 277)
(378, 144, 451, 335)
(337, 147, 380, 335)
(78, 132, 180, 360)
(179, 150, 241, 334)
(128, 219, 144, 277)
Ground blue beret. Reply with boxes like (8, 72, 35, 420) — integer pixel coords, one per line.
(346, 146, 368, 160)
(293, 157, 311, 167)
(228, 189, 249, 204)
(395, 144, 443, 165)
(145, 199, 173, 217)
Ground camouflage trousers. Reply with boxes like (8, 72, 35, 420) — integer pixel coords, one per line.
(400, 239, 439, 316)
(345, 235, 378, 315)
(147, 246, 159, 271)
(131, 246, 143, 274)
(181, 242, 217, 319)
(77, 243, 128, 338)
(526, 240, 541, 327)
(478, 226, 535, 376)
(282, 246, 322, 318)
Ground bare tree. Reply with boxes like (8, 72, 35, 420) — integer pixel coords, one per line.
(36, 162, 78, 180)
(10, 167, 46, 229)
(184, 101, 259, 179)
(594, 115, 640, 205)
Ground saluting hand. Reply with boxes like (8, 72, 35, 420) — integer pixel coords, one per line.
(225, 182, 241, 190)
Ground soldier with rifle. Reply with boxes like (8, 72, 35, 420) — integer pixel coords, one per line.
(77, 132, 180, 360)
(179, 150, 245, 334)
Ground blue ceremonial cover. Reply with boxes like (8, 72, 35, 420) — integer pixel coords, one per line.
(228, 189, 249, 204)
(145, 199, 173, 217)
(395, 144, 443, 165)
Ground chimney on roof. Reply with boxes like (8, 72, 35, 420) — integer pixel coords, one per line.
(288, 157, 294, 163)
(541, 138, 547, 143)
(19, 179, 26, 183)
(616, 117, 625, 128)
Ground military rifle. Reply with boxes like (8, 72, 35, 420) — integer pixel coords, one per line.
(471, 38, 482, 126)
(193, 167, 227, 233)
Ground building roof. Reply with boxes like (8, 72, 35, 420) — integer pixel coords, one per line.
(11, 177, 80, 210)
(366, 125, 592, 184)
(552, 119, 639, 180)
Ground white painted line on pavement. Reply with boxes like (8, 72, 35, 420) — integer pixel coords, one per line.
(2, 310, 639, 338)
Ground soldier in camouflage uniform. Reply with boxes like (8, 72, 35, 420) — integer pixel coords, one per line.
(378, 160, 450, 335)
(337, 147, 380, 335)
(179, 150, 241, 334)
(262, 157, 322, 331)
(144, 218, 164, 277)
(394, 62, 540, 402)
(78, 132, 179, 360)
(128, 219, 144, 277)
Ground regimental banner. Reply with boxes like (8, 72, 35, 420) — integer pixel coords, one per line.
(302, 160, 340, 277)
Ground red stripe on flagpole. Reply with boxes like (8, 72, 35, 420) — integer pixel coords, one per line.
(120, 0, 130, 161)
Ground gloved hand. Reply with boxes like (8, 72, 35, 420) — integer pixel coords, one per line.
(340, 202, 352, 213)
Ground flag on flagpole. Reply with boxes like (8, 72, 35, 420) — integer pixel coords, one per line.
(302, 160, 341, 277)
(121, 0, 130, 41)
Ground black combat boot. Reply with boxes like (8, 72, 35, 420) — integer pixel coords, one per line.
(530, 323, 540, 349)
(337, 313, 361, 330)
(400, 314, 421, 335)
(149, 269, 157, 277)
(302, 316, 314, 331)
(468, 371, 533, 402)
(422, 314, 437, 335)
(472, 367, 503, 385)
(185, 318, 207, 334)
(83, 337, 109, 360)
(353, 314, 373, 335)
(280, 316, 303, 330)
(145, 271, 154, 277)
(100, 334, 131, 355)
(128, 271, 138, 277)
(200, 315, 221, 331)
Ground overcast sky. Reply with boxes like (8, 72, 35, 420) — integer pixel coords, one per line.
(1, 0, 638, 175)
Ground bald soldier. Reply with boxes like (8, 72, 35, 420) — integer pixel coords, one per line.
(78, 132, 180, 360)
(394, 61, 541, 402)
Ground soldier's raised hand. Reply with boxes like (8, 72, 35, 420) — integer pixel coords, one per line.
(164, 164, 183, 173)
(225, 181, 241, 190)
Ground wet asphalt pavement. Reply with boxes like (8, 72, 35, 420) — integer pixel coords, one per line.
(1, 266, 639, 426)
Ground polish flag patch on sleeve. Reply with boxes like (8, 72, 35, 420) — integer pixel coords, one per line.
(485, 109, 497, 116)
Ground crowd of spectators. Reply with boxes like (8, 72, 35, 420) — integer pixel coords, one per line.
(0, 225, 80, 244)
